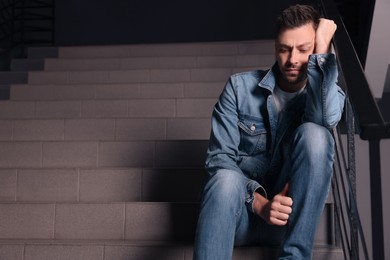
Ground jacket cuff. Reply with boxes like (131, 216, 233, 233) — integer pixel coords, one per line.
(245, 180, 267, 214)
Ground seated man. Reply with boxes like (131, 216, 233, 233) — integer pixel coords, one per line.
(193, 4, 345, 260)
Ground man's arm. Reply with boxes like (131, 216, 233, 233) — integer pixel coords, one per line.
(304, 18, 345, 129)
(314, 18, 337, 54)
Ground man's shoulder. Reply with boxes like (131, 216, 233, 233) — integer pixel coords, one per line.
(229, 69, 270, 86)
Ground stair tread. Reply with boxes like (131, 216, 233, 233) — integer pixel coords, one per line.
(0, 239, 344, 260)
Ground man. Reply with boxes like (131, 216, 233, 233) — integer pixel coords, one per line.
(193, 4, 345, 260)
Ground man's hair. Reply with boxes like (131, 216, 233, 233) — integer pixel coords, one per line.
(276, 4, 321, 34)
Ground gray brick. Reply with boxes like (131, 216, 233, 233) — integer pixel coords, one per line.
(121, 56, 197, 70)
(82, 100, 127, 118)
(59, 45, 130, 58)
(190, 68, 232, 82)
(236, 54, 275, 67)
(104, 245, 184, 260)
(11, 84, 96, 101)
(17, 169, 78, 202)
(128, 99, 175, 118)
(0, 120, 12, 140)
(0, 142, 42, 168)
(0, 203, 54, 239)
(0, 169, 17, 201)
(116, 119, 166, 140)
(28, 71, 69, 84)
(36, 101, 81, 118)
(0, 245, 24, 260)
(125, 203, 198, 241)
(155, 141, 208, 168)
(0, 101, 35, 119)
(150, 69, 190, 83)
(166, 118, 211, 140)
(69, 71, 110, 84)
(55, 203, 124, 239)
(176, 98, 215, 118)
(99, 141, 155, 167)
(13, 119, 64, 141)
(95, 84, 140, 99)
(141, 169, 206, 202)
(79, 168, 142, 202)
(65, 119, 115, 140)
(25, 244, 103, 260)
(108, 70, 150, 83)
(238, 40, 275, 55)
(196, 56, 236, 68)
(129, 44, 200, 57)
(183, 82, 224, 98)
(139, 83, 184, 98)
(45, 58, 121, 71)
(200, 43, 238, 56)
(42, 142, 98, 167)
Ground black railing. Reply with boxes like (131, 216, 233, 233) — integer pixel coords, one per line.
(320, 0, 389, 259)
(0, 0, 54, 70)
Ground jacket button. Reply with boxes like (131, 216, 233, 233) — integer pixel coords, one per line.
(250, 124, 256, 131)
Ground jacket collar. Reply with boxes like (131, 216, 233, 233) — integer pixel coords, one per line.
(258, 62, 279, 93)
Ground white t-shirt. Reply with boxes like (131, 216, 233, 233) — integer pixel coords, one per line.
(273, 85, 305, 114)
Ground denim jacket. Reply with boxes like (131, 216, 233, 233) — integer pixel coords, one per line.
(205, 53, 345, 213)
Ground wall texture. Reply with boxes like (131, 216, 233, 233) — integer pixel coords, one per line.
(54, 0, 306, 46)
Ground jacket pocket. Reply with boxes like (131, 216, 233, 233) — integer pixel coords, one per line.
(238, 116, 267, 155)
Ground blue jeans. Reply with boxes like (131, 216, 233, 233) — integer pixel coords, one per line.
(193, 123, 335, 260)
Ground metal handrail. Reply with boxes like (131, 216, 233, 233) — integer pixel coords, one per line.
(319, 0, 388, 259)
(0, 0, 54, 70)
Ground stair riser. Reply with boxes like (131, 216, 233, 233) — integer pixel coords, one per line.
(42, 55, 274, 71)
(56, 41, 275, 59)
(0, 168, 207, 203)
(0, 203, 332, 243)
(10, 82, 225, 101)
(0, 244, 344, 260)
(27, 69, 241, 85)
(0, 141, 209, 168)
(0, 118, 211, 141)
(0, 99, 216, 119)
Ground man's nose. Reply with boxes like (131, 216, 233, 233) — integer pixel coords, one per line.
(289, 49, 299, 65)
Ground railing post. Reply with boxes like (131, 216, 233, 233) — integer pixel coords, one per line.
(346, 98, 359, 259)
(369, 139, 384, 260)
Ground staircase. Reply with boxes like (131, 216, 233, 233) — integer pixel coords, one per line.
(0, 41, 343, 260)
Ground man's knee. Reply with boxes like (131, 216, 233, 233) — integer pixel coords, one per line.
(203, 169, 246, 205)
(292, 122, 334, 158)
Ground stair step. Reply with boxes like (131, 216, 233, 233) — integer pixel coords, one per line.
(27, 46, 59, 59)
(56, 40, 274, 59)
(0, 240, 344, 260)
(0, 168, 207, 203)
(10, 82, 225, 101)
(42, 55, 274, 71)
(1, 117, 211, 141)
(0, 140, 209, 168)
(11, 59, 45, 71)
(27, 68, 260, 85)
(0, 202, 198, 241)
(0, 202, 334, 244)
(0, 72, 27, 85)
(0, 98, 216, 119)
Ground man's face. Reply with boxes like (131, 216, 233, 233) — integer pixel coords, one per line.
(275, 22, 316, 91)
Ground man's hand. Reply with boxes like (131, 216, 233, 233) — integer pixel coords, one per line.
(315, 18, 337, 54)
(253, 184, 293, 226)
